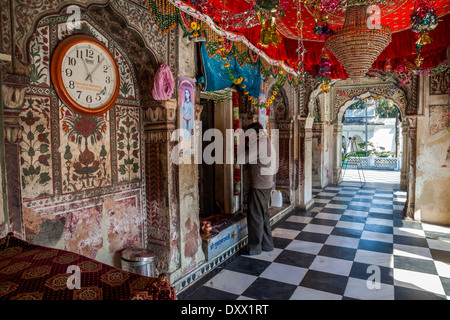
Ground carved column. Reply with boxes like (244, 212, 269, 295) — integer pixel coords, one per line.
(296, 117, 314, 210)
(400, 121, 409, 190)
(1, 82, 28, 237)
(404, 117, 417, 220)
(143, 100, 181, 277)
(275, 121, 293, 204)
(312, 122, 325, 188)
(332, 122, 343, 185)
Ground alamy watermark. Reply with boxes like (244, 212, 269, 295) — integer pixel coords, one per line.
(170, 122, 280, 176)
(367, 5, 382, 30)
(66, 5, 82, 32)
(366, 265, 381, 290)
(66, 265, 81, 289)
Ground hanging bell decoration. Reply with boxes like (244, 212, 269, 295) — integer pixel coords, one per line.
(255, 0, 285, 48)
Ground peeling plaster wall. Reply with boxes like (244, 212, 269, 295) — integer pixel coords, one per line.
(15, 12, 148, 267)
(414, 75, 450, 226)
(170, 25, 205, 281)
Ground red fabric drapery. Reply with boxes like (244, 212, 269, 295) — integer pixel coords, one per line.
(282, 13, 450, 78)
(178, 0, 449, 77)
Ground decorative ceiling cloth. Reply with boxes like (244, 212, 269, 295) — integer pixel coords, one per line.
(0, 233, 177, 300)
(170, 0, 450, 78)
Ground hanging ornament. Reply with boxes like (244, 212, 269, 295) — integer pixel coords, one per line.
(318, 48, 331, 93)
(255, 0, 285, 48)
(306, 0, 344, 40)
(410, 0, 441, 71)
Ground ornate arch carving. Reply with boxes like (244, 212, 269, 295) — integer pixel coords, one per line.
(331, 82, 408, 122)
(9, 0, 169, 75)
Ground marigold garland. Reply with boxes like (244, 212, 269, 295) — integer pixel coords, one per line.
(223, 53, 285, 113)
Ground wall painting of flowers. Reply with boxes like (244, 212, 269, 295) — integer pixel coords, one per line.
(20, 96, 53, 200)
(116, 106, 141, 183)
(60, 104, 112, 193)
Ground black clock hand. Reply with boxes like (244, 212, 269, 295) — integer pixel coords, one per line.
(81, 58, 92, 83)
(85, 57, 105, 82)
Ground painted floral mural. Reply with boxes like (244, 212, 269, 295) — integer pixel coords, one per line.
(116, 106, 141, 183)
(60, 105, 112, 193)
(29, 26, 50, 86)
(20, 96, 53, 200)
(18, 13, 145, 267)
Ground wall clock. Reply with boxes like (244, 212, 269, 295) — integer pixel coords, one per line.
(51, 34, 120, 116)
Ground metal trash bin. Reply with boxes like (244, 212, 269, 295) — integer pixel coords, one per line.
(121, 248, 157, 277)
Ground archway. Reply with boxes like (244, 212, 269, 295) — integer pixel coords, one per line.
(340, 96, 404, 185)
(306, 76, 418, 219)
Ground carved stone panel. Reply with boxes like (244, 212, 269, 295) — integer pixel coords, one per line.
(430, 72, 449, 96)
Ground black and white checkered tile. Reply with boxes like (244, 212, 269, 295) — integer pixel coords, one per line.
(178, 180, 450, 300)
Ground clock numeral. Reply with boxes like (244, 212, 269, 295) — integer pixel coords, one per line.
(105, 76, 111, 84)
(65, 68, 73, 77)
(96, 94, 102, 101)
(76, 50, 83, 59)
(86, 49, 94, 59)
(69, 81, 75, 89)
(68, 57, 76, 66)
(77, 91, 82, 99)
(103, 65, 108, 73)
(86, 95, 93, 103)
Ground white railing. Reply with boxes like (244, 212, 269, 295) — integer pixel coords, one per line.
(343, 156, 401, 170)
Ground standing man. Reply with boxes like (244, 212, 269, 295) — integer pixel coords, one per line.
(238, 122, 277, 255)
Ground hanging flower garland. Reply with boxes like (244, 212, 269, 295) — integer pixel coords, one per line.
(147, 0, 177, 34)
(179, 10, 204, 37)
(219, 38, 286, 114)
(410, 0, 441, 70)
(318, 49, 332, 93)
(225, 62, 286, 116)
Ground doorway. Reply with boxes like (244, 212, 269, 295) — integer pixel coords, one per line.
(340, 97, 403, 186)
(198, 99, 219, 218)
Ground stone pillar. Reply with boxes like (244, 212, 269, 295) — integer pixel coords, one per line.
(275, 121, 293, 204)
(143, 100, 181, 277)
(1, 82, 27, 237)
(312, 122, 324, 188)
(296, 117, 314, 210)
(332, 122, 343, 185)
(214, 99, 233, 214)
(405, 117, 417, 220)
(400, 121, 409, 190)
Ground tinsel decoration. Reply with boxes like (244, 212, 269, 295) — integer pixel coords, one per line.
(318, 49, 331, 93)
(410, 0, 441, 70)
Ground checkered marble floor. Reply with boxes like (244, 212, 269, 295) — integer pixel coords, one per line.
(179, 181, 450, 300)
(341, 168, 401, 185)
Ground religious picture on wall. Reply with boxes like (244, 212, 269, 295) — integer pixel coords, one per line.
(259, 107, 266, 130)
(179, 76, 195, 155)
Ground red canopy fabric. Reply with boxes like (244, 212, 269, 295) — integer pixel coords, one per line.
(176, 0, 450, 77)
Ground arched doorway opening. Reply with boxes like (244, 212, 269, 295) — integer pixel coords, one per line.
(340, 96, 403, 186)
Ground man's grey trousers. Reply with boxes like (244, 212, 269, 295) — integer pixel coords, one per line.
(247, 187, 274, 255)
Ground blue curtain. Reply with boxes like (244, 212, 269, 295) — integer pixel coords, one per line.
(198, 42, 261, 98)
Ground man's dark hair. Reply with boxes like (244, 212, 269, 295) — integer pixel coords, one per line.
(245, 122, 264, 131)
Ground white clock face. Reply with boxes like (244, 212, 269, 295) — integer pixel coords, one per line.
(61, 42, 117, 110)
